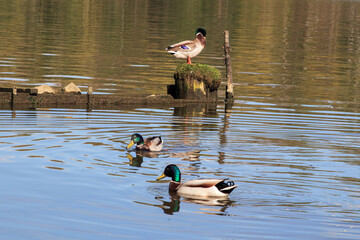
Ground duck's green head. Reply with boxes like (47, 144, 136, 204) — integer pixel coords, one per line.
(126, 133, 144, 149)
(196, 28, 207, 37)
(156, 164, 181, 182)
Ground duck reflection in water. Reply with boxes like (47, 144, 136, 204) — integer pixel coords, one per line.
(136, 192, 233, 215)
(155, 193, 233, 215)
(126, 153, 143, 167)
(155, 193, 181, 215)
(126, 151, 162, 167)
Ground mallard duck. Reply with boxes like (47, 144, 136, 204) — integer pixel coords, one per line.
(166, 28, 207, 64)
(126, 133, 163, 152)
(156, 164, 238, 197)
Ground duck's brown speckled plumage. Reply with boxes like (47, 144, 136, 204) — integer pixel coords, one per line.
(137, 136, 163, 151)
(126, 133, 163, 152)
(166, 28, 207, 64)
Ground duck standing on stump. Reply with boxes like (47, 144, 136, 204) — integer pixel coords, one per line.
(156, 164, 238, 197)
(166, 28, 207, 64)
(126, 133, 163, 152)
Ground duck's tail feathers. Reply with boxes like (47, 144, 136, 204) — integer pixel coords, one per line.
(157, 136, 163, 146)
(166, 47, 176, 55)
(215, 180, 238, 194)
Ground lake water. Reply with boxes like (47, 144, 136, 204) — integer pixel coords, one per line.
(0, 0, 360, 239)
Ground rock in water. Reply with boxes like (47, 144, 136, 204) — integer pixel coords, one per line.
(34, 85, 55, 94)
(62, 82, 81, 94)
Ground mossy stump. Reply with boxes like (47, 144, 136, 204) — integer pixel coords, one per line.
(168, 63, 221, 101)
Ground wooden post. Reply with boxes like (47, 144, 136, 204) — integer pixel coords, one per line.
(87, 86, 93, 111)
(224, 30, 234, 101)
(11, 86, 17, 109)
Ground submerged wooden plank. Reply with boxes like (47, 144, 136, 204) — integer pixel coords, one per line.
(0, 92, 220, 110)
(0, 87, 38, 94)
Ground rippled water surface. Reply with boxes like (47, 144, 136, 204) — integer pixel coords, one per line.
(1, 104, 359, 239)
(1, 0, 360, 239)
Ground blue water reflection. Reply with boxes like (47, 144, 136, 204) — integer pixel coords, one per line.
(0, 104, 358, 239)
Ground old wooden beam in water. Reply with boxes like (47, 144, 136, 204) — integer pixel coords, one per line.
(0, 87, 38, 95)
(0, 87, 221, 110)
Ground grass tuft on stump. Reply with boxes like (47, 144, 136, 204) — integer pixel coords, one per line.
(174, 63, 221, 91)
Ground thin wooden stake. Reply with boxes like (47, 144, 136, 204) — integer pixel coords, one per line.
(88, 86, 93, 95)
(87, 86, 93, 111)
(87, 87, 93, 109)
(224, 30, 234, 101)
(11, 86, 17, 109)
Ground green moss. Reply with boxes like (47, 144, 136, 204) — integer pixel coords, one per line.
(174, 63, 221, 91)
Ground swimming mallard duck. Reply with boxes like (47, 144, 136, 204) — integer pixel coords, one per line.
(156, 164, 238, 197)
(166, 28, 207, 64)
(126, 133, 163, 152)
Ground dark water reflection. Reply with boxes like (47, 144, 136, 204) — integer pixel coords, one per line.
(1, 0, 360, 239)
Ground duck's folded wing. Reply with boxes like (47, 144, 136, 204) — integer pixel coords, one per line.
(182, 179, 224, 188)
(166, 40, 196, 52)
(145, 136, 162, 146)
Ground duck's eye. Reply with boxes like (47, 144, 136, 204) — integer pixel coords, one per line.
(134, 136, 141, 142)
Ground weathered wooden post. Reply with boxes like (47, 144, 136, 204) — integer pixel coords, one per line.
(224, 30, 234, 101)
(87, 86, 93, 111)
(11, 86, 17, 109)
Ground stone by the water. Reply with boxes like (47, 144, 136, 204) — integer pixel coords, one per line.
(62, 82, 81, 94)
(34, 85, 55, 94)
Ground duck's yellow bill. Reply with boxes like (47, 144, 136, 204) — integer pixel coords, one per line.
(126, 140, 135, 149)
(156, 173, 166, 181)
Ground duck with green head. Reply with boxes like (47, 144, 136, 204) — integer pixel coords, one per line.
(166, 28, 207, 64)
(126, 133, 163, 152)
(156, 164, 238, 197)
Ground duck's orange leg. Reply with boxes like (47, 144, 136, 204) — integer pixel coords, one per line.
(187, 57, 192, 64)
